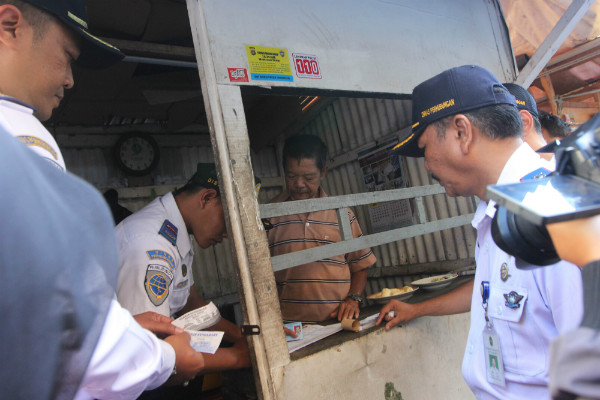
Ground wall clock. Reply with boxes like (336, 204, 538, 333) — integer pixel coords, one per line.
(114, 134, 160, 176)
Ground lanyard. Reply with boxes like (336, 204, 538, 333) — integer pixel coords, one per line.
(481, 281, 492, 328)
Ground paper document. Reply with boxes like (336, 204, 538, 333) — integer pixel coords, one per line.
(173, 302, 224, 353)
(173, 301, 221, 331)
(287, 313, 381, 353)
(189, 331, 224, 354)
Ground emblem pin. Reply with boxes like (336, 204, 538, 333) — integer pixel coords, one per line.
(504, 291, 524, 309)
(182, 264, 187, 277)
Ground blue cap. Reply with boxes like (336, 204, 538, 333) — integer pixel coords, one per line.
(503, 83, 538, 118)
(392, 65, 517, 157)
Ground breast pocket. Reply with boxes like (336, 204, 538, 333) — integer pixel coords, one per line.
(488, 285, 547, 376)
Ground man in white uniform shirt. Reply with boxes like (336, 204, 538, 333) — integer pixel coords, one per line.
(377, 65, 583, 399)
(0, 0, 208, 398)
(116, 163, 250, 398)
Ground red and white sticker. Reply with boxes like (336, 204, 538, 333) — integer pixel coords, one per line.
(228, 68, 249, 82)
(292, 53, 321, 79)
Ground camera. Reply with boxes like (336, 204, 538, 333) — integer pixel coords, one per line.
(487, 113, 600, 267)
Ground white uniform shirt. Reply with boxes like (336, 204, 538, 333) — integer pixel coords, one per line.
(0, 96, 65, 171)
(116, 192, 195, 318)
(462, 143, 583, 399)
(74, 299, 175, 400)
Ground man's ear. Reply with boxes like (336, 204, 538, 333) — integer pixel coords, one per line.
(320, 165, 329, 179)
(198, 188, 219, 209)
(0, 5, 25, 48)
(453, 114, 473, 154)
(519, 110, 534, 139)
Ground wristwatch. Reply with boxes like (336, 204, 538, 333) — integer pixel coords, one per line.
(347, 292, 364, 306)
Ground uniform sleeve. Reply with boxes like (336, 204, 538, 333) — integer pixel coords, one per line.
(535, 260, 584, 334)
(74, 299, 175, 400)
(346, 208, 377, 273)
(117, 235, 177, 317)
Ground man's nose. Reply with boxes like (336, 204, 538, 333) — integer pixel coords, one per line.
(64, 66, 74, 90)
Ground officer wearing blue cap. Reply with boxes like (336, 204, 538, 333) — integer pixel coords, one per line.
(503, 82, 554, 165)
(379, 65, 582, 399)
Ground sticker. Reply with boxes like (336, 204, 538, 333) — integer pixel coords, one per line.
(145, 264, 173, 306)
(228, 68, 249, 82)
(146, 250, 176, 271)
(292, 53, 321, 79)
(520, 167, 551, 181)
(159, 220, 178, 246)
(246, 45, 293, 82)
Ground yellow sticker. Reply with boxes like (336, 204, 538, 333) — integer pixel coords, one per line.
(246, 45, 293, 82)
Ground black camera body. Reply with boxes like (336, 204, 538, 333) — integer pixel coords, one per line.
(487, 113, 600, 267)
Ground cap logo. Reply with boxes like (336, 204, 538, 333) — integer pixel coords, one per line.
(67, 11, 88, 29)
(515, 99, 526, 106)
(207, 177, 218, 187)
(421, 98, 455, 118)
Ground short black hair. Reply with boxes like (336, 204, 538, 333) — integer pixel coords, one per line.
(539, 111, 571, 139)
(0, 0, 53, 40)
(432, 104, 522, 140)
(282, 134, 328, 171)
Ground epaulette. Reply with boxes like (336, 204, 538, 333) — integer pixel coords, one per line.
(159, 219, 178, 246)
(520, 167, 551, 181)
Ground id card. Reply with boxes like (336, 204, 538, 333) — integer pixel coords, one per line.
(483, 327, 506, 387)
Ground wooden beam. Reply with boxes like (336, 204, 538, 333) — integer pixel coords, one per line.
(540, 75, 558, 114)
(515, 0, 595, 88)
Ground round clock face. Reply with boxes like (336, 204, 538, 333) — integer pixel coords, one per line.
(115, 134, 159, 175)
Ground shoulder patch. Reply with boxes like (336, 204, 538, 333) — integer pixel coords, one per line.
(145, 264, 173, 306)
(159, 219, 178, 246)
(146, 250, 176, 271)
(520, 167, 551, 181)
(15, 135, 58, 160)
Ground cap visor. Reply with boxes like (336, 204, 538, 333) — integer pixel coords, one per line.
(390, 132, 425, 157)
(75, 27, 124, 69)
(536, 140, 559, 154)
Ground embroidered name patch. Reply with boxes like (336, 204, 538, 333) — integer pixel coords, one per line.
(146, 250, 175, 271)
(159, 219, 178, 246)
(16, 135, 58, 159)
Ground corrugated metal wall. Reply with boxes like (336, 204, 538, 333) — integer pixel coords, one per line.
(61, 95, 476, 304)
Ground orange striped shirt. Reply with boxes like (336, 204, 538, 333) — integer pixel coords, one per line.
(267, 190, 376, 322)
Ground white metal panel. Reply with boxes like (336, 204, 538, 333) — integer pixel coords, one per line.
(201, 0, 515, 92)
(279, 314, 473, 400)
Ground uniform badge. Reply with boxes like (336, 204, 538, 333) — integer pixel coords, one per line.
(503, 291, 524, 309)
(182, 264, 187, 277)
(500, 263, 510, 282)
(145, 264, 173, 306)
(520, 167, 551, 181)
(159, 219, 178, 246)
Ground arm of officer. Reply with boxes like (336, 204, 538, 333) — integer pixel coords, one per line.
(547, 215, 600, 268)
(376, 279, 474, 331)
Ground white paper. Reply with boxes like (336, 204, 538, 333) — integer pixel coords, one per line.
(287, 313, 381, 353)
(173, 302, 221, 331)
(188, 331, 224, 354)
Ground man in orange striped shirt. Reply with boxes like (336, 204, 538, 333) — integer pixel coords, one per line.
(268, 134, 376, 323)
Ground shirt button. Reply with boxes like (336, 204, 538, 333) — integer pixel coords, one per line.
(306, 222, 310, 227)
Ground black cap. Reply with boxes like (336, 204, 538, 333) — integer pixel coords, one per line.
(22, 0, 124, 68)
(503, 83, 538, 119)
(188, 163, 219, 189)
(189, 163, 263, 194)
(392, 65, 517, 157)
